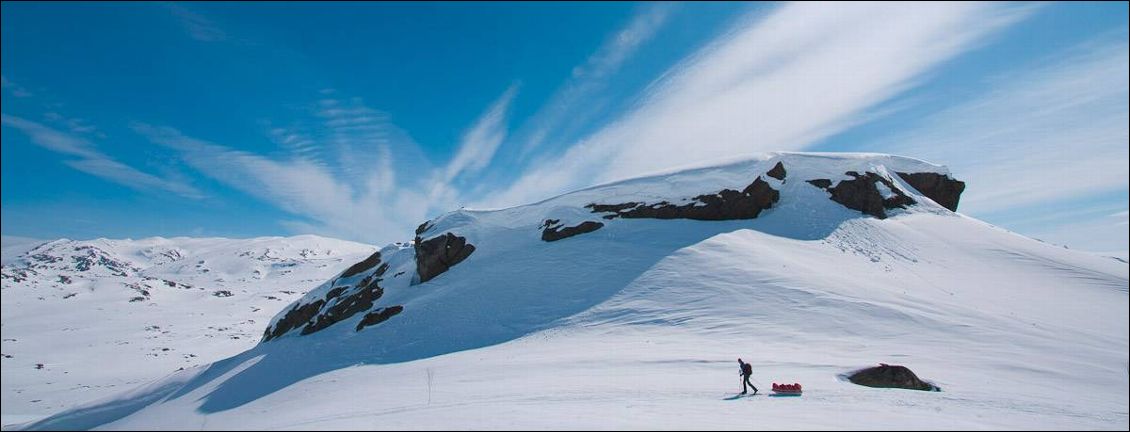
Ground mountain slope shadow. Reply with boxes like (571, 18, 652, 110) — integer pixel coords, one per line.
(172, 213, 855, 415)
(26, 154, 935, 428)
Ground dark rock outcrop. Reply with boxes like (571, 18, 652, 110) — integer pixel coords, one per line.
(263, 253, 397, 341)
(586, 176, 779, 221)
(355, 305, 404, 331)
(812, 172, 915, 219)
(541, 219, 604, 242)
(766, 161, 787, 181)
(807, 179, 832, 189)
(847, 363, 939, 391)
(896, 172, 965, 212)
(340, 251, 382, 278)
(324, 286, 347, 301)
(415, 221, 433, 237)
(263, 299, 325, 341)
(414, 232, 476, 284)
(301, 277, 384, 336)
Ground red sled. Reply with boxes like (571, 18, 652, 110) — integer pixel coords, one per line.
(772, 382, 803, 395)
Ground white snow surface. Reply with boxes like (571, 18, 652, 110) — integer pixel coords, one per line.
(5, 153, 1128, 430)
(0, 235, 375, 425)
(0, 237, 44, 266)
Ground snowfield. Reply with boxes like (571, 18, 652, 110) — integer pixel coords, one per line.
(3, 153, 1127, 430)
(0, 235, 375, 425)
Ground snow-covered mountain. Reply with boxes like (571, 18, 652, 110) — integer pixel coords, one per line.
(9, 153, 1129, 430)
(0, 235, 375, 424)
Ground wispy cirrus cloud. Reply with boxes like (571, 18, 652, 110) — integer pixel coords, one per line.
(866, 35, 1129, 254)
(997, 202, 1129, 258)
(44, 112, 104, 137)
(445, 84, 519, 183)
(1, 75, 33, 98)
(165, 2, 226, 42)
(134, 120, 438, 243)
(1, 114, 203, 199)
(480, 2, 1034, 209)
(874, 37, 1129, 216)
(519, 3, 675, 157)
(132, 83, 523, 243)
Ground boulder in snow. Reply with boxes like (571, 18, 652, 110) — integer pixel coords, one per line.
(848, 363, 939, 391)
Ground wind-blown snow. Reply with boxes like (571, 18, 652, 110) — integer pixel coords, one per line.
(6, 153, 1128, 430)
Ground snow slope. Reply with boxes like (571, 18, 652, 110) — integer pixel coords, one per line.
(9, 153, 1129, 430)
(0, 235, 375, 425)
(0, 237, 43, 266)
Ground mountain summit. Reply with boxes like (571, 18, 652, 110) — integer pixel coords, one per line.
(15, 153, 1127, 430)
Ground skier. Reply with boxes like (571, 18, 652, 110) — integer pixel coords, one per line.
(738, 358, 758, 395)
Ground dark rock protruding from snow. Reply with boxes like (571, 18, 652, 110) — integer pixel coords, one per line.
(586, 176, 779, 221)
(896, 172, 966, 212)
(807, 179, 832, 189)
(340, 251, 382, 278)
(414, 221, 433, 237)
(848, 363, 939, 391)
(812, 172, 915, 219)
(263, 255, 395, 341)
(355, 305, 404, 331)
(541, 219, 604, 242)
(263, 299, 325, 341)
(301, 272, 386, 336)
(766, 161, 787, 181)
(414, 232, 476, 284)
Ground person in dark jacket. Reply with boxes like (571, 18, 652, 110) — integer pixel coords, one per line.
(738, 358, 757, 394)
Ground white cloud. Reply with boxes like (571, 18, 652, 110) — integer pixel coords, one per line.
(1, 114, 100, 159)
(1, 75, 33, 98)
(64, 158, 202, 199)
(131, 84, 530, 244)
(445, 84, 519, 182)
(874, 38, 1129, 215)
(519, 3, 674, 157)
(1003, 203, 1130, 255)
(1, 114, 203, 199)
(481, 2, 1032, 209)
(134, 122, 431, 244)
(165, 2, 226, 42)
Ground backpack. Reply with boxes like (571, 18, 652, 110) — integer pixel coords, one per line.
(741, 363, 752, 375)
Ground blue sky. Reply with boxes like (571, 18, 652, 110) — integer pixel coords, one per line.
(2, 2, 1127, 255)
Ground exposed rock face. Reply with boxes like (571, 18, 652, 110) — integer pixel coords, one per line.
(541, 219, 604, 242)
(355, 305, 404, 331)
(896, 172, 965, 212)
(263, 299, 325, 341)
(414, 232, 476, 284)
(766, 161, 787, 181)
(586, 176, 780, 221)
(263, 223, 478, 341)
(301, 273, 385, 336)
(810, 172, 915, 219)
(807, 179, 832, 189)
(340, 251, 382, 278)
(848, 363, 939, 391)
(263, 255, 395, 341)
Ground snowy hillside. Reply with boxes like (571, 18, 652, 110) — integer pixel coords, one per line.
(0, 235, 375, 424)
(9, 153, 1129, 430)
